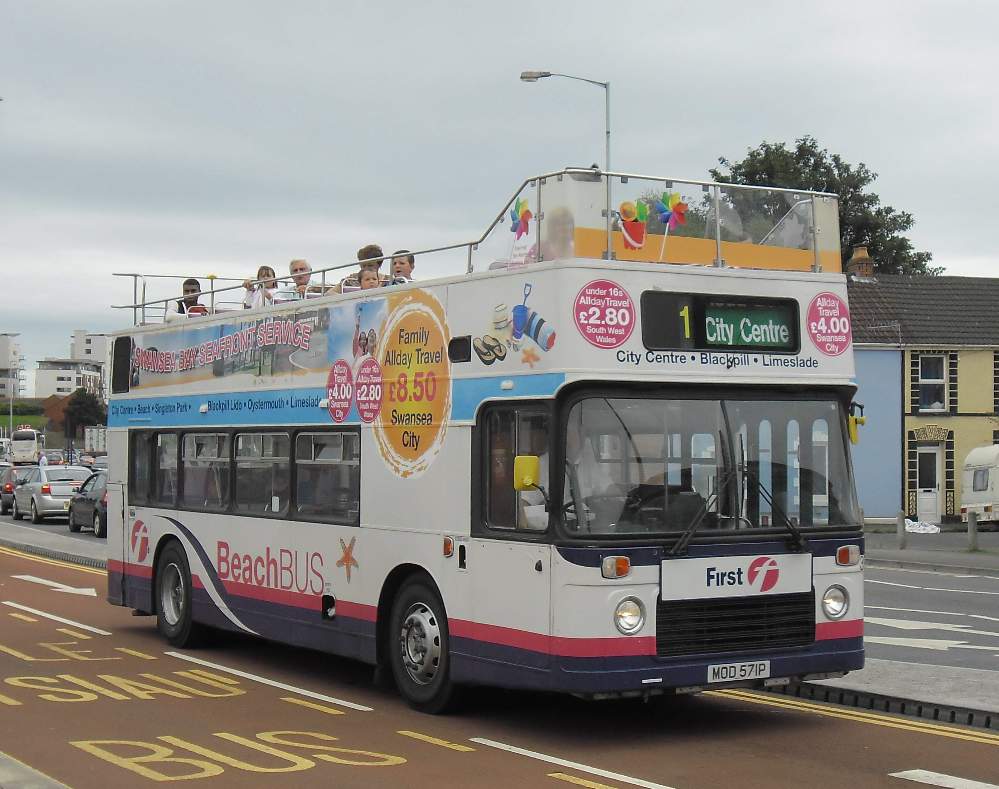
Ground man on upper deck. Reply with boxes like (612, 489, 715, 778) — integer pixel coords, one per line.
(389, 250, 416, 284)
(164, 278, 205, 321)
(274, 259, 326, 301)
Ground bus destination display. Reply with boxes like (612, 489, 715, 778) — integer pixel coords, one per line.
(641, 291, 799, 353)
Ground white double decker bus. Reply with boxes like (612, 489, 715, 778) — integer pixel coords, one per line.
(106, 169, 864, 712)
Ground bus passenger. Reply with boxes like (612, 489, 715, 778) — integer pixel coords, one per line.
(340, 244, 389, 291)
(359, 269, 380, 290)
(390, 250, 415, 283)
(165, 278, 204, 321)
(242, 265, 277, 309)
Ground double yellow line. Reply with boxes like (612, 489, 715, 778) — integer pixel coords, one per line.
(0, 544, 105, 576)
(708, 688, 999, 747)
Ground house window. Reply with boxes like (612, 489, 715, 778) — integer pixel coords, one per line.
(918, 355, 946, 412)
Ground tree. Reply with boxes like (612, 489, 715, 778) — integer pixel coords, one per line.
(710, 136, 939, 275)
(63, 389, 107, 440)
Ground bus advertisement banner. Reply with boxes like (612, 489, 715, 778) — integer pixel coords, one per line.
(115, 288, 453, 479)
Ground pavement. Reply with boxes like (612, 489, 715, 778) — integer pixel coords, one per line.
(863, 526, 999, 575)
(0, 518, 108, 568)
(1, 518, 996, 720)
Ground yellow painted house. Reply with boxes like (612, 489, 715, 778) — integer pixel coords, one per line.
(849, 273, 999, 523)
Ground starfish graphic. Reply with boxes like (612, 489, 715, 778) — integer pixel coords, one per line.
(521, 346, 540, 368)
(336, 537, 359, 583)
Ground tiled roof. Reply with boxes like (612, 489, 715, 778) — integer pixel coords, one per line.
(847, 274, 999, 345)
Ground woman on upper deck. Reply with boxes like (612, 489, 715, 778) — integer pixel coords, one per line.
(242, 265, 278, 309)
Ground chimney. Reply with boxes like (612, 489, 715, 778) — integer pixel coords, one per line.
(846, 245, 874, 278)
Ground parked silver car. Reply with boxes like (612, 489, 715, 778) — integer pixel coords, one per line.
(12, 466, 93, 523)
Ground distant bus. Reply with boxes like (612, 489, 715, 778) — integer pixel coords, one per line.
(11, 428, 45, 465)
(0, 438, 9, 462)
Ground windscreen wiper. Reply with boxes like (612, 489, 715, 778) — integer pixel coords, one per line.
(668, 464, 737, 557)
(743, 466, 809, 553)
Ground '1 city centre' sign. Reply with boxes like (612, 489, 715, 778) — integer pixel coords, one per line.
(640, 292, 799, 354)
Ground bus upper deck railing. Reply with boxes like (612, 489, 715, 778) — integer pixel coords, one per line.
(112, 168, 841, 326)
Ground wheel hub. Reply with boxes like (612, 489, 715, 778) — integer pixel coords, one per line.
(159, 563, 185, 626)
(398, 602, 441, 685)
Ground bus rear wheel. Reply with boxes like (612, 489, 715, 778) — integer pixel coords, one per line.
(389, 578, 456, 714)
(155, 542, 201, 647)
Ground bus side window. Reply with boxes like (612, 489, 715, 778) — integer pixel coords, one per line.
(152, 433, 178, 506)
(111, 336, 133, 394)
(482, 406, 550, 531)
(130, 431, 153, 504)
(295, 431, 359, 525)
(486, 411, 516, 529)
(181, 433, 231, 512)
(235, 433, 290, 516)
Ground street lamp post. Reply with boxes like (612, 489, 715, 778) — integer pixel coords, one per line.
(520, 70, 612, 259)
(1, 333, 19, 441)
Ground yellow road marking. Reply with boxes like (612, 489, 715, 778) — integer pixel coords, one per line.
(549, 773, 619, 788)
(397, 730, 475, 751)
(187, 670, 240, 685)
(8, 613, 37, 623)
(281, 696, 346, 715)
(718, 689, 999, 740)
(57, 627, 92, 640)
(114, 648, 157, 660)
(0, 545, 105, 576)
(708, 689, 999, 746)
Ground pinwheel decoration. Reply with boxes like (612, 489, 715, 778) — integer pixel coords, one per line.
(509, 197, 533, 240)
(654, 191, 688, 260)
(619, 200, 649, 250)
(654, 191, 688, 230)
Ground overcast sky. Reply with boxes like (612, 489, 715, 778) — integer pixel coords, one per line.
(3, 1, 996, 393)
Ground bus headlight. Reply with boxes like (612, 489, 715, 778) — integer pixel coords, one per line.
(821, 585, 849, 620)
(614, 597, 645, 635)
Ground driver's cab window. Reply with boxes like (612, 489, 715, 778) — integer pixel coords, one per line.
(484, 406, 550, 531)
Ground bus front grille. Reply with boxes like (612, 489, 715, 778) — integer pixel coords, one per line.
(655, 591, 815, 658)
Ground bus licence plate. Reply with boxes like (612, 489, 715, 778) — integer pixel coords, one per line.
(707, 660, 770, 683)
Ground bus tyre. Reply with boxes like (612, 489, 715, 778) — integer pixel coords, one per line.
(155, 542, 201, 648)
(68, 510, 81, 533)
(389, 578, 456, 714)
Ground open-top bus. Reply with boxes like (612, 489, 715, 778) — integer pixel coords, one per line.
(106, 168, 863, 712)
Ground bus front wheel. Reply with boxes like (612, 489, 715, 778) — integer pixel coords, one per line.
(389, 577, 456, 714)
(155, 542, 201, 648)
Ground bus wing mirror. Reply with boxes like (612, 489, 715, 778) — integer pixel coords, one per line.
(848, 415, 866, 444)
(513, 455, 540, 491)
(848, 402, 866, 444)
